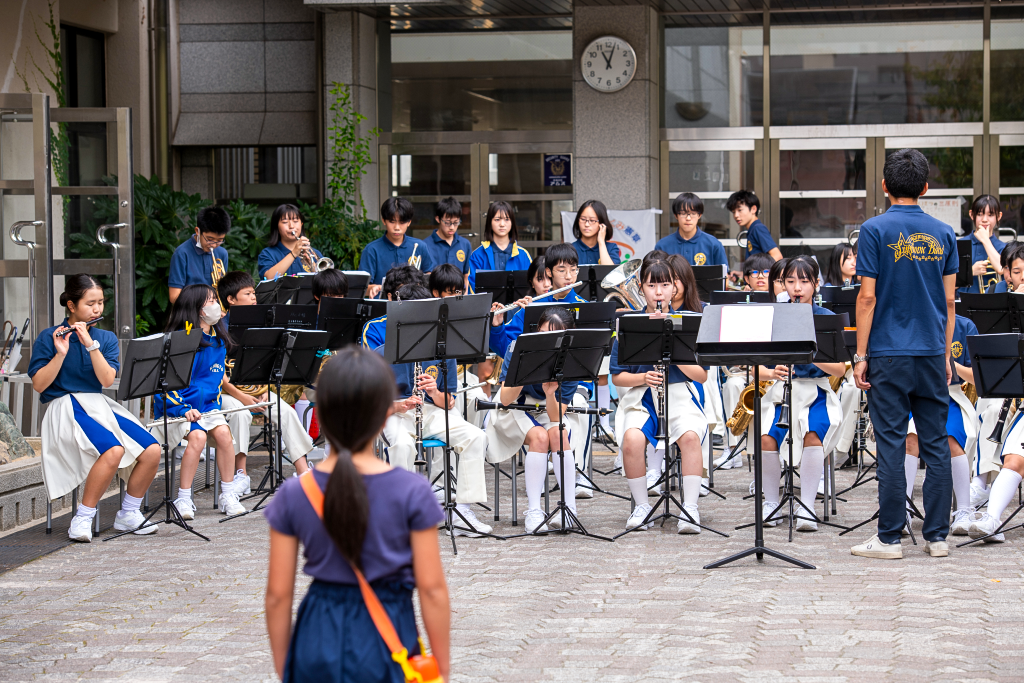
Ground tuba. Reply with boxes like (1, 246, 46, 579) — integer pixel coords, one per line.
(601, 259, 645, 310)
(726, 381, 773, 436)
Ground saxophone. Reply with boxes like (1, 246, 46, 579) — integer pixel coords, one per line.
(726, 381, 773, 436)
(413, 362, 426, 467)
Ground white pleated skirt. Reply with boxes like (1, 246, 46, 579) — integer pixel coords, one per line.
(615, 382, 709, 475)
(485, 393, 589, 464)
(908, 383, 978, 464)
(759, 377, 842, 467)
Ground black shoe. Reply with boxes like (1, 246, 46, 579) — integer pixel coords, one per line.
(712, 434, 724, 448)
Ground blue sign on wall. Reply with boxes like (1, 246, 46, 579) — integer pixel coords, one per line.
(543, 154, 572, 187)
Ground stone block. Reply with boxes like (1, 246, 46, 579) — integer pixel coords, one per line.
(259, 112, 316, 145)
(180, 42, 265, 94)
(179, 146, 213, 166)
(181, 166, 213, 200)
(266, 41, 316, 92)
(265, 0, 317, 23)
(324, 12, 355, 84)
(573, 80, 652, 159)
(266, 92, 317, 111)
(573, 156, 653, 211)
(180, 93, 266, 113)
(265, 23, 316, 41)
(179, 24, 264, 42)
(174, 113, 265, 146)
(179, 0, 263, 24)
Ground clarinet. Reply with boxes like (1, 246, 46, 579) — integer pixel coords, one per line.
(413, 362, 426, 466)
(655, 301, 668, 441)
(987, 398, 1015, 445)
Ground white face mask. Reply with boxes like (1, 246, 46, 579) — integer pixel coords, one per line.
(201, 303, 223, 325)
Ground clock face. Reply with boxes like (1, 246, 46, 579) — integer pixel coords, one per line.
(581, 36, 637, 93)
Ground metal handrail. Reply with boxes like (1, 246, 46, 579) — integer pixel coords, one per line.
(96, 223, 127, 335)
(10, 220, 43, 345)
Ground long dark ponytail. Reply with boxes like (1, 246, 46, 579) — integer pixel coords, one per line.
(315, 347, 396, 570)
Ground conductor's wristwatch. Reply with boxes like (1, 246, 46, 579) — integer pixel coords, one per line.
(853, 354, 868, 364)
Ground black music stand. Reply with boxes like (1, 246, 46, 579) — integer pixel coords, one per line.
(500, 329, 615, 541)
(956, 293, 1024, 335)
(228, 304, 318, 341)
(613, 312, 730, 539)
(691, 265, 728, 302)
(575, 264, 616, 302)
(384, 294, 499, 554)
(342, 271, 371, 299)
(958, 333, 1024, 545)
(955, 239, 973, 290)
(474, 270, 530, 305)
(521, 301, 618, 334)
(105, 329, 205, 542)
(316, 297, 387, 349)
(255, 276, 302, 305)
(709, 291, 773, 305)
(221, 327, 329, 520)
(697, 303, 817, 569)
(818, 285, 860, 326)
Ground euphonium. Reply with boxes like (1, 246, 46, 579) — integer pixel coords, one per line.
(726, 381, 772, 436)
(601, 258, 645, 310)
(962, 382, 978, 405)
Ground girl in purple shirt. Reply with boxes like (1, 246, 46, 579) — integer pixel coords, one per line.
(264, 347, 449, 682)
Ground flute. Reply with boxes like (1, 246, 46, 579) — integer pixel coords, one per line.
(147, 401, 273, 428)
(57, 317, 104, 337)
(491, 281, 585, 316)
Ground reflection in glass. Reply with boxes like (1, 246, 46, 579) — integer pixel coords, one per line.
(1001, 146, 1024, 189)
(668, 150, 755, 194)
(782, 198, 867, 240)
(992, 19, 1024, 122)
(885, 147, 973, 233)
(780, 150, 864, 193)
(490, 154, 569, 195)
(390, 155, 472, 197)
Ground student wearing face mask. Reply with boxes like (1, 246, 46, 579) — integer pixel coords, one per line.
(153, 284, 248, 517)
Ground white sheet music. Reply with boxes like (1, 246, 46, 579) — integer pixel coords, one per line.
(720, 305, 773, 343)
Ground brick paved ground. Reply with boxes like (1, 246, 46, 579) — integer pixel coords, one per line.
(1, 449, 1023, 682)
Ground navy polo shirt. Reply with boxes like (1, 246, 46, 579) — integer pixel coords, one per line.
(169, 239, 229, 289)
(28, 322, 121, 404)
(792, 304, 834, 378)
(358, 235, 433, 285)
(956, 232, 1007, 294)
(423, 231, 472, 276)
(499, 340, 578, 404)
(654, 229, 728, 267)
(388, 357, 457, 405)
(992, 280, 1008, 293)
(492, 241, 514, 271)
(950, 314, 977, 385)
(257, 242, 323, 280)
(856, 204, 958, 356)
(571, 239, 621, 265)
(745, 219, 777, 256)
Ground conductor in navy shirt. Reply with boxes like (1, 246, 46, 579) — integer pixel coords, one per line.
(851, 148, 958, 560)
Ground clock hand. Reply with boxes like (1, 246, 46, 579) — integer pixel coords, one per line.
(601, 49, 613, 70)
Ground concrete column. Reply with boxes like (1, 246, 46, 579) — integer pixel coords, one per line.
(322, 11, 381, 219)
(107, 0, 153, 178)
(573, 4, 660, 214)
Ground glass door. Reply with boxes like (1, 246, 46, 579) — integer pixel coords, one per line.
(380, 144, 474, 243)
(884, 135, 976, 236)
(487, 148, 573, 257)
(997, 131, 1024, 234)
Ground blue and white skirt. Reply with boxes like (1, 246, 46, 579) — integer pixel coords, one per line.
(759, 377, 842, 467)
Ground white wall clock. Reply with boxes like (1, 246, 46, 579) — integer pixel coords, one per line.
(580, 35, 637, 93)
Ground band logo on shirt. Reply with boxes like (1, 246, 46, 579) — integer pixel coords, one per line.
(456, 250, 465, 262)
(426, 365, 439, 380)
(951, 341, 963, 358)
(694, 253, 706, 266)
(210, 362, 225, 375)
(889, 232, 944, 263)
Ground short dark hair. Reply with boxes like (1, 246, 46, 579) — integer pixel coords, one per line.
(571, 199, 613, 241)
(60, 274, 103, 310)
(726, 190, 760, 215)
(382, 264, 426, 301)
(783, 255, 820, 285)
(1002, 241, 1024, 270)
(395, 283, 432, 301)
(428, 263, 464, 295)
(312, 269, 349, 300)
(218, 271, 256, 309)
(267, 204, 303, 248)
(742, 252, 775, 277)
(435, 197, 462, 221)
(544, 242, 579, 272)
(883, 148, 930, 199)
(484, 201, 518, 243)
(197, 206, 231, 235)
(537, 306, 575, 331)
(971, 194, 1001, 219)
(671, 192, 704, 218)
(527, 255, 548, 296)
(381, 197, 415, 223)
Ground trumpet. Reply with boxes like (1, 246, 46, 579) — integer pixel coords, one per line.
(726, 381, 773, 436)
(413, 361, 426, 467)
(491, 281, 586, 316)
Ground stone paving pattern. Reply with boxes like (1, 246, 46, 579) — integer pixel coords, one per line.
(1, 451, 1023, 682)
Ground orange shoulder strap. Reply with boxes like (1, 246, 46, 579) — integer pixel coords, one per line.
(296, 471, 407, 659)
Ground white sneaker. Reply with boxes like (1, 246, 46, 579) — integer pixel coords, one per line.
(761, 502, 780, 527)
(548, 460, 554, 473)
(233, 471, 251, 495)
(626, 503, 653, 530)
(524, 508, 549, 534)
(951, 508, 973, 536)
(68, 514, 93, 543)
(646, 469, 662, 495)
(923, 540, 949, 557)
(796, 513, 818, 532)
(453, 507, 492, 536)
(970, 478, 991, 508)
(851, 534, 903, 559)
(700, 477, 710, 497)
(749, 481, 757, 496)
(173, 497, 196, 521)
(114, 509, 157, 535)
(677, 506, 701, 534)
(219, 490, 246, 516)
(968, 512, 1005, 542)
(613, 452, 623, 469)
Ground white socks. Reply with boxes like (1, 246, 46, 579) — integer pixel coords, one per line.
(648, 447, 665, 478)
(524, 451, 548, 512)
(800, 446, 825, 512)
(682, 475, 702, 508)
(597, 383, 611, 430)
(551, 450, 577, 512)
(951, 454, 971, 513)
(987, 469, 1023, 520)
(178, 487, 192, 500)
(75, 503, 97, 519)
(905, 455, 919, 504)
(761, 450, 781, 505)
(121, 493, 143, 513)
(627, 476, 649, 506)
